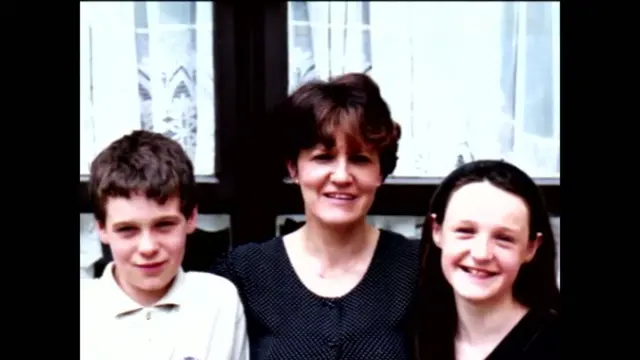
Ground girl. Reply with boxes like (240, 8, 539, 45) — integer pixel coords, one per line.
(414, 160, 560, 360)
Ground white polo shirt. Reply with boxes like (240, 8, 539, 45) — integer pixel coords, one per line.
(80, 263, 249, 360)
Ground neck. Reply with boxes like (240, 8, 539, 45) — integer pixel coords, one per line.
(455, 294, 528, 346)
(300, 218, 376, 268)
(113, 265, 171, 307)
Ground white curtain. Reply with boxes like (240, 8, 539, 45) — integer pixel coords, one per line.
(79, 1, 215, 175)
(288, 1, 560, 179)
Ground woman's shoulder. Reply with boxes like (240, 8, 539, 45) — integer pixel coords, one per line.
(229, 236, 283, 261)
(211, 236, 284, 282)
(377, 229, 420, 260)
(371, 230, 420, 284)
(226, 237, 285, 272)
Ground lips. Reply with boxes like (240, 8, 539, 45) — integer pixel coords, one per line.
(323, 192, 357, 201)
(136, 261, 166, 269)
(460, 265, 498, 278)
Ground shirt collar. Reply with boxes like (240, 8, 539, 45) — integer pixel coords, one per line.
(100, 262, 187, 317)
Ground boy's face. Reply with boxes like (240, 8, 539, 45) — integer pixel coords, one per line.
(98, 194, 196, 304)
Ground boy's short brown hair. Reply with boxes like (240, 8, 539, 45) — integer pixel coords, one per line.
(274, 72, 401, 179)
(89, 130, 197, 225)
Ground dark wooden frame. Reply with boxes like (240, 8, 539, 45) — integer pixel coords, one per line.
(78, 3, 561, 247)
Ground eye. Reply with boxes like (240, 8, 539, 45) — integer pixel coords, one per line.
(155, 221, 176, 231)
(350, 154, 371, 163)
(313, 153, 333, 161)
(455, 227, 474, 234)
(454, 227, 475, 239)
(115, 226, 138, 238)
(496, 234, 514, 242)
(116, 226, 136, 233)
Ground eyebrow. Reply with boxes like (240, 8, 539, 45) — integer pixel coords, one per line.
(311, 146, 374, 156)
(454, 220, 520, 233)
(111, 215, 182, 228)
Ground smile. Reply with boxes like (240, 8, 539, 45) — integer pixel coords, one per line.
(136, 261, 166, 270)
(324, 193, 357, 201)
(460, 265, 498, 278)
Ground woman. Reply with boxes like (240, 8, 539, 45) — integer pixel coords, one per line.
(414, 160, 560, 360)
(214, 73, 419, 359)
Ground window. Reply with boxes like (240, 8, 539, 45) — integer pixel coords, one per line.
(80, 2, 215, 175)
(80, 2, 560, 249)
(287, 1, 560, 179)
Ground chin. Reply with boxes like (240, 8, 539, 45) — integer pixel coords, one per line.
(454, 288, 501, 304)
(450, 274, 506, 304)
(318, 213, 363, 227)
(137, 277, 173, 291)
(135, 269, 174, 287)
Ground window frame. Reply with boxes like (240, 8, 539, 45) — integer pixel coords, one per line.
(78, 2, 560, 247)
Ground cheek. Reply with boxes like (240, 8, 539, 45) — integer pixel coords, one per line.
(354, 167, 382, 189)
(108, 240, 135, 261)
(163, 230, 188, 253)
(497, 253, 526, 278)
(166, 239, 187, 255)
(359, 180, 380, 194)
(439, 244, 464, 277)
(297, 163, 327, 181)
(298, 173, 326, 195)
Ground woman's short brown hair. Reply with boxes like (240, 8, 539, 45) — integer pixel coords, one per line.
(273, 73, 401, 179)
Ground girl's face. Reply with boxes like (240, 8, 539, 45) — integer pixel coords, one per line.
(432, 181, 541, 305)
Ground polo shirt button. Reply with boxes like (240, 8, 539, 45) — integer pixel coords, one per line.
(146, 312, 151, 320)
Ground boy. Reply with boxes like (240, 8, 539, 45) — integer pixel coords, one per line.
(80, 130, 248, 360)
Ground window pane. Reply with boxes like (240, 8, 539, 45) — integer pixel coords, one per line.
(287, 2, 560, 179)
(80, 213, 230, 278)
(80, 1, 215, 176)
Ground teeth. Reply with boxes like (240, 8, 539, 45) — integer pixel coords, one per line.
(463, 267, 495, 277)
(327, 194, 355, 200)
(470, 269, 489, 276)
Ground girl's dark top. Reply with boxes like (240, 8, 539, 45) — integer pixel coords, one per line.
(485, 308, 560, 360)
(212, 229, 420, 360)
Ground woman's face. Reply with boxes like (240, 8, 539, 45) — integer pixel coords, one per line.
(288, 132, 382, 228)
(432, 181, 541, 305)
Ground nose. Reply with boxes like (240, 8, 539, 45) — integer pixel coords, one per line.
(137, 232, 159, 256)
(470, 237, 493, 261)
(329, 156, 353, 184)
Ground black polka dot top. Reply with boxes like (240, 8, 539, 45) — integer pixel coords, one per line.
(213, 229, 420, 360)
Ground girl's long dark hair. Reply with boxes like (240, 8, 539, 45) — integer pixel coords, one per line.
(413, 160, 560, 360)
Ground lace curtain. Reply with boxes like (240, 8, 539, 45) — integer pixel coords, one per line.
(80, 1, 560, 179)
(80, 1, 215, 175)
(288, 1, 560, 178)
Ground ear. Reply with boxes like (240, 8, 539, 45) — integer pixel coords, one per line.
(430, 213, 443, 249)
(286, 160, 298, 182)
(524, 232, 542, 263)
(96, 219, 109, 245)
(186, 206, 198, 234)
